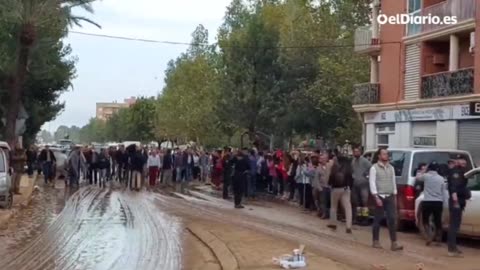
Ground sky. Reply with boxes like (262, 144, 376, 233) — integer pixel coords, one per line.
(44, 0, 231, 132)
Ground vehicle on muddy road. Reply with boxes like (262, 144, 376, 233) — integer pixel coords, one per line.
(415, 167, 480, 239)
(0, 142, 13, 209)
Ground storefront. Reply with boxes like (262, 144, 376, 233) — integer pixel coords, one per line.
(363, 103, 480, 163)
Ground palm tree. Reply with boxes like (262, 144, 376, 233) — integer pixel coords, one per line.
(2, 0, 100, 147)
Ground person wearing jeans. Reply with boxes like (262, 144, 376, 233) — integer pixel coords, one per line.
(369, 148, 403, 251)
(418, 162, 445, 246)
(318, 153, 332, 219)
(327, 156, 353, 233)
(447, 158, 469, 257)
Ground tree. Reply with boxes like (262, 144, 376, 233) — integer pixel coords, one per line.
(0, 0, 99, 147)
(218, 0, 286, 144)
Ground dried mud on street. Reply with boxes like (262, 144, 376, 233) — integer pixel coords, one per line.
(0, 181, 479, 270)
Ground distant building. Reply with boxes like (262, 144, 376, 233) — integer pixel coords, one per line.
(96, 97, 136, 121)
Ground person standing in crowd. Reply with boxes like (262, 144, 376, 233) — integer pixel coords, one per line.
(108, 146, 116, 181)
(162, 149, 174, 186)
(273, 155, 284, 198)
(222, 148, 233, 198)
(199, 151, 209, 183)
(248, 149, 257, 199)
(97, 148, 110, 188)
(39, 145, 56, 186)
(418, 162, 445, 246)
(256, 151, 266, 191)
(318, 153, 332, 219)
(68, 145, 86, 187)
(148, 149, 161, 189)
(447, 158, 469, 257)
(310, 154, 323, 217)
(211, 150, 222, 189)
(369, 148, 403, 251)
(131, 146, 145, 191)
(183, 147, 194, 183)
(351, 147, 372, 225)
(267, 155, 276, 194)
(328, 155, 354, 233)
(11, 142, 26, 194)
(193, 151, 201, 181)
(115, 145, 125, 182)
(287, 152, 299, 201)
(231, 148, 250, 209)
(298, 156, 314, 211)
(26, 145, 37, 177)
(174, 148, 184, 183)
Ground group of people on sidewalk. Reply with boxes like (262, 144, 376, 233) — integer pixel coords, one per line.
(213, 145, 470, 257)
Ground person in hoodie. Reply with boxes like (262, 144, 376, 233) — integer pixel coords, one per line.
(328, 155, 354, 234)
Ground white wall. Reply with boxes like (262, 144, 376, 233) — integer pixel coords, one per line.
(391, 122, 412, 147)
(365, 123, 376, 150)
(436, 120, 458, 149)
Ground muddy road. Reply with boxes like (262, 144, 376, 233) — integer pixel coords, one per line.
(1, 182, 479, 270)
(0, 185, 182, 270)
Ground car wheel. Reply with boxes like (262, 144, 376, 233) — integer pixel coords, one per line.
(6, 191, 13, 209)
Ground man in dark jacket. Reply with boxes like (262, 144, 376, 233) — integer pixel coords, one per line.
(447, 158, 469, 257)
(162, 149, 174, 186)
(26, 145, 37, 177)
(39, 145, 56, 185)
(231, 148, 250, 209)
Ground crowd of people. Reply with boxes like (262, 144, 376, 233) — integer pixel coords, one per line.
(20, 143, 470, 257)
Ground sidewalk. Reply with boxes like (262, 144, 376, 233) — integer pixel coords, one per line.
(0, 174, 37, 229)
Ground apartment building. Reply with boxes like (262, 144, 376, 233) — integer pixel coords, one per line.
(353, 0, 480, 164)
(96, 97, 136, 121)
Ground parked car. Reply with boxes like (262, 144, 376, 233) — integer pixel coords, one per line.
(363, 148, 475, 230)
(0, 142, 13, 209)
(415, 167, 480, 238)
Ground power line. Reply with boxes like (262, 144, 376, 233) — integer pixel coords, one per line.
(70, 30, 401, 49)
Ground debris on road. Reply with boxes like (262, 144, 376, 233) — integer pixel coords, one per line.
(272, 245, 307, 269)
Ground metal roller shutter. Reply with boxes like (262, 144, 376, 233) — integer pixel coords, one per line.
(458, 120, 480, 166)
(404, 44, 421, 101)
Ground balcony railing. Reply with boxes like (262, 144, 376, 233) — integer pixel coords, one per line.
(421, 68, 474, 99)
(353, 83, 380, 105)
(422, 0, 475, 34)
(354, 26, 380, 53)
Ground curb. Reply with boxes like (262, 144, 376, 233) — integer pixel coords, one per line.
(187, 224, 239, 270)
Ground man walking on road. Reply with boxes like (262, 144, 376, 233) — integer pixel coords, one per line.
(162, 149, 174, 186)
(369, 148, 403, 251)
(39, 145, 56, 186)
(231, 148, 250, 209)
(351, 147, 372, 225)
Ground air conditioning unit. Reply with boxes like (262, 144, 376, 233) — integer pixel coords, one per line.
(470, 32, 475, 54)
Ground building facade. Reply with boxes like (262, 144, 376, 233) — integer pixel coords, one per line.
(96, 97, 136, 121)
(353, 0, 480, 164)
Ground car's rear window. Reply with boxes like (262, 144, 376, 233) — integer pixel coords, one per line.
(411, 152, 473, 176)
(364, 151, 407, 177)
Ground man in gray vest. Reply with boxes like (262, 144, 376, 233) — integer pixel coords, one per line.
(369, 148, 403, 251)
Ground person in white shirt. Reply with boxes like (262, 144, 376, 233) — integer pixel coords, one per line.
(369, 148, 403, 251)
(147, 150, 161, 188)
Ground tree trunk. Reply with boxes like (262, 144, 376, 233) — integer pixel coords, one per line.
(5, 44, 30, 148)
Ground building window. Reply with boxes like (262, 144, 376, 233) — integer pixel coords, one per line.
(376, 123, 395, 148)
(407, 0, 422, 36)
(412, 121, 437, 148)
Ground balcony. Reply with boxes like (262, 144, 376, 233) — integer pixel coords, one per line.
(421, 68, 474, 99)
(353, 83, 380, 105)
(354, 26, 380, 54)
(421, 0, 475, 34)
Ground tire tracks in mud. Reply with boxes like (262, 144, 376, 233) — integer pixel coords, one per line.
(0, 186, 183, 270)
